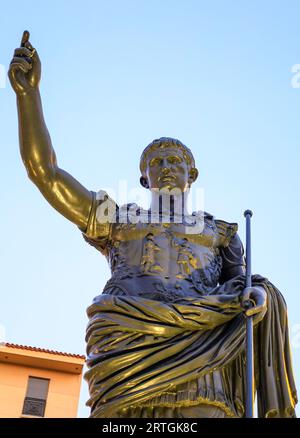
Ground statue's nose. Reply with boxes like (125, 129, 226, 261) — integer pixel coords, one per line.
(161, 158, 172, 171)
(162, 166, 171, 175)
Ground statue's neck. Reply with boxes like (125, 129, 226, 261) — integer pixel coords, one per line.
(150, 191, 190, 217)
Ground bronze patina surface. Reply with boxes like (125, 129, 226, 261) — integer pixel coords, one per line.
(9, 31, 298, 418)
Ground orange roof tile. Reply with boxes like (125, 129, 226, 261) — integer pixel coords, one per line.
(3, 343, 85, 360)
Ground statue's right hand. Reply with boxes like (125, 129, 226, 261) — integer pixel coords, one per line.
(8, 30, 41, 95)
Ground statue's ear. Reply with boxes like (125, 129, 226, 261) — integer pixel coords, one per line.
(188, 167, 199, 185)
(140, 176, 149, 189)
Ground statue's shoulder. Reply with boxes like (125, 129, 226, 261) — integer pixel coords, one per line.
(190, 210, 238, 247)
(202, 213, 239, 248)
(80, 190, 117, 255)
(216, 219, 238, 247)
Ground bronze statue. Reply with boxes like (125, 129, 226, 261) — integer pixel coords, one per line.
(9, 31, 297, 418)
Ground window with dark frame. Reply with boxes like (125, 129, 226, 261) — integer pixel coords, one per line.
(22, 376, 50, 417)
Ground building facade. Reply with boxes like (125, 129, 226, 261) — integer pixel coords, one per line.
(0, 343, 85, 418)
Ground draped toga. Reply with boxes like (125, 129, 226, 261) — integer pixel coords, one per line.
(80, 191, 297, 418)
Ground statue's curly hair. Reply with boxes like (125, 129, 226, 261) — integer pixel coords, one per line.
(139, 137, 195, 175)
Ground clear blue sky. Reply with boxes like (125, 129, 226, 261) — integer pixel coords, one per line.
(1, 0, 299, 417)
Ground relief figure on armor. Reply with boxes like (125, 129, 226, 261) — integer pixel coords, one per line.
(9, 31, 298, 418)
(173, 237, 199, 279)
(140, 233, 163, 275)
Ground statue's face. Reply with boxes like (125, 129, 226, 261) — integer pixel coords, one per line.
(143, 147, 194, 192)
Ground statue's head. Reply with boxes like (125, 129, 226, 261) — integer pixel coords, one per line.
(139, 137, 198, 192)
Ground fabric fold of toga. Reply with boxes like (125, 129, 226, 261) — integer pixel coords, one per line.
(85, 275, 297, 418)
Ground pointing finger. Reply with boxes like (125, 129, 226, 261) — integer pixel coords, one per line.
(21, 30, 30, 47)
(21, 30, 35, 52)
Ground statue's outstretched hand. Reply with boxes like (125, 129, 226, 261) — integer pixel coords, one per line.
(241, 286, 267, 320)
(9, 30, 41, 95)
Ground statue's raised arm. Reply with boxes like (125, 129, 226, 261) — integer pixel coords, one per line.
(8, 31, 93, 230)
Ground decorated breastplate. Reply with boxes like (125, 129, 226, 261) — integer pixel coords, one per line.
(103, 205, 223, 299)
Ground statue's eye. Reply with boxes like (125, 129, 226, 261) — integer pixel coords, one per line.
(149, 158, 160, 166)
(168, 156, 182, 164)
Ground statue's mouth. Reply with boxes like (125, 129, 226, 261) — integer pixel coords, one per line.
(159, 175, 176, 183)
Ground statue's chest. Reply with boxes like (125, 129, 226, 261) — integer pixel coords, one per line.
(108, 216, 220, 279)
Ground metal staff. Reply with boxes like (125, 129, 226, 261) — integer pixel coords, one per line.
(244, 209, 254, 418)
